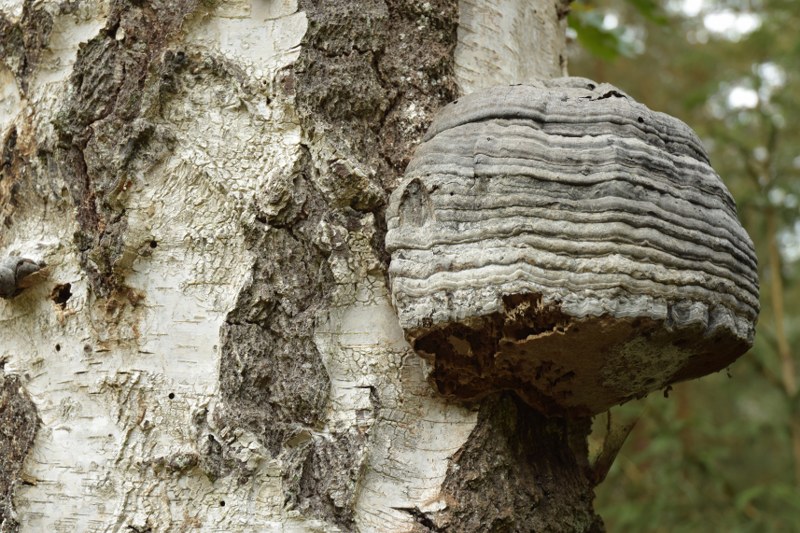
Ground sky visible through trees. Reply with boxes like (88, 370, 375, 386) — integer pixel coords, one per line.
(569, 0, 800, 530)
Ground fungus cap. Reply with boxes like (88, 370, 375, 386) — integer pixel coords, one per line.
(386, 78, 759, 416)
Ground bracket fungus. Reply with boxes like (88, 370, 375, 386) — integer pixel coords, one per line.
(386, 78, 759, 416)
(0, 256, 47, 299)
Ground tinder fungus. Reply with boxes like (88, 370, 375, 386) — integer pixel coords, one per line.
(0, 256, 46, 299)
(386, 78, 759, 416)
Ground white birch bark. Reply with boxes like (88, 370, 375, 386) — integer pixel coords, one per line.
(0, 1, 586, 531)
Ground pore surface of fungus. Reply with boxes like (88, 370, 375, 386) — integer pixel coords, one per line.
(386, 78, 759, 416)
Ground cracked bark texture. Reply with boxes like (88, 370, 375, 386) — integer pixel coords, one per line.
(0, 0, 601, 531)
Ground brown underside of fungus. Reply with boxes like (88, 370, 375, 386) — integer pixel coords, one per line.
(386, 78, 759, 416)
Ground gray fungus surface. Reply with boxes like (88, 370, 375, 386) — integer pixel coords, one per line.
(0, 257, 45, 299)
(386, 78, 759, 415)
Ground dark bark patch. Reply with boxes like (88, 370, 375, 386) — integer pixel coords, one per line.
(52, 0, 202, 298)
(263, 0, 459, 526)
(0, 123, 36, 230)
(219, 214, 333, 454)
(237, 0, 462, 525)
(377, 0, 460, 176)
(218, 170, 366, 522)
(431, 394, 603, 533)
(0, 4, 54, 95)
(295, 0, 459, 200)
(0, 366, 39, 533)
(183, 408, 250, 484)
(282, 429, 366, 530)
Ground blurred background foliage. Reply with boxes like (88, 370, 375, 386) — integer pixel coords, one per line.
(568, 0, 800, 530)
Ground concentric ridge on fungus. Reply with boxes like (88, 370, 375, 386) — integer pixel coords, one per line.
(385, 77, 759, 416)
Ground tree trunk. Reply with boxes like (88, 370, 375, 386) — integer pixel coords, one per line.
(0, 0, 602, 531)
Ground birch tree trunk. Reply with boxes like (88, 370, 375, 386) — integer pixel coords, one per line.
(0, 0, 602, 531)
